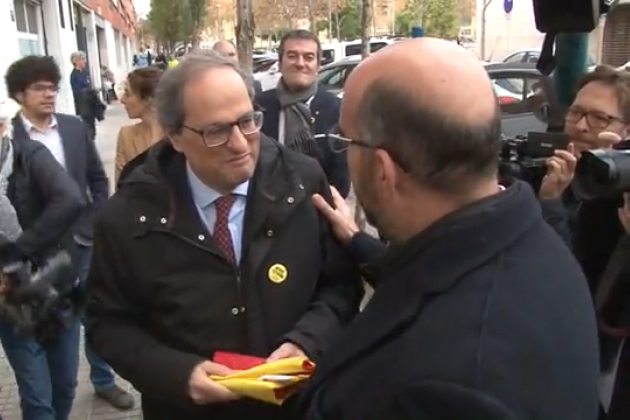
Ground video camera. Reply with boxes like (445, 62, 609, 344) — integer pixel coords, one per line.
(573, 143, 630, 200)
(499, 131, 570, 190)
(0, 241, 84, 343)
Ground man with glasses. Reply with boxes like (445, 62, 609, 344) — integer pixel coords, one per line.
(291, 37, 599, 420)
(540, 65, 630, 420)
(2, 55, 111, 419)
(85, 50, 362, 420)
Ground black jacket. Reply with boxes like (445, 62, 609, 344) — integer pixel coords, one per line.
(85, 138, 363, 420)
(291, 182, 599, 420)
(8, 137, 86, 261)
(256, 89, 350, 197)
(12, 114, 110, 244)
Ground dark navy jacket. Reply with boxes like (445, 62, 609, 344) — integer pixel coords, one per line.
(255, 89, 350, 198)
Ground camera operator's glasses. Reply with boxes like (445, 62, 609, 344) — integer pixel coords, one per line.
(565, 107, 625, 129)
(184, 111, 263, 148)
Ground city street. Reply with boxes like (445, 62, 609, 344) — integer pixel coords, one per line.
(0, 104, 142, 420)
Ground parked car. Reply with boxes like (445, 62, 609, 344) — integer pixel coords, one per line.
(502, 48, 597, 72)
(318, 58, 559, 138)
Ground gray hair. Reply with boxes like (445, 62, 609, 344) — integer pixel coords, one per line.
(70, 51, 86, 65)
(155, 49, 254, 134)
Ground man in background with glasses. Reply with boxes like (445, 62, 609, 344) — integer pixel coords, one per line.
(2, 55, 110, 420)
(538, 65, 630, 420)
(85, 50, 362, 420)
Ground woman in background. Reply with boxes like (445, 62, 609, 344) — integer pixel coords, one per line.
(115, 66, 163, 184)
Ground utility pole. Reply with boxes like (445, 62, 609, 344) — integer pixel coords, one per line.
(308, 0, 316, 32)
(360, 0, 372, 57)
(415, 0, 423, 29)
(235, 0, 255, 72)
(480, 0, 493, 60)
(328, 0, 333, 40)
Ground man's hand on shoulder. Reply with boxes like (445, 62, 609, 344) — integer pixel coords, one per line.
(312, 186, 359, 244)
(187, 361, 239, 405)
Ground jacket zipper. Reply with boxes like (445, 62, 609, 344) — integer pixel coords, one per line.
(153, 229, 245, 316)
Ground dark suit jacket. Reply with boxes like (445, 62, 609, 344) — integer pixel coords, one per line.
(291, 182, 599, 420)
(12, 113, 109, 244)
(254, 79, 263, 95)
(256, 88, 350, 197)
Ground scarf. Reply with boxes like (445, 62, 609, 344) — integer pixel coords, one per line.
(0, 134, 22, 241)
(276, 79, 319, 156)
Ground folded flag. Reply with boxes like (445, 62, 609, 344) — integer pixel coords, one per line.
(211, 356, 315, 405)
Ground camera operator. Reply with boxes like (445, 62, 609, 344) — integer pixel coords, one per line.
(0, 62, 88, 420)
(555, 66, 630, 420)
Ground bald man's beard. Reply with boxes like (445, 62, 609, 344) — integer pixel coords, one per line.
(353, 162, 390, 240)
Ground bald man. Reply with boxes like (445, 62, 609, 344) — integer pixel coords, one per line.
(290, 38, 599, 420)
(213, 40, 262, 94)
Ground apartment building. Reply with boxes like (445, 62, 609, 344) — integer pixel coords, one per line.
(0, 0, 136, 114)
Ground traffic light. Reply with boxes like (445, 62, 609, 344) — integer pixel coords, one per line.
(533, 0, 604, 33)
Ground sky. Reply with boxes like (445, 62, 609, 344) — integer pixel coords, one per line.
(134, 0, 151, 17)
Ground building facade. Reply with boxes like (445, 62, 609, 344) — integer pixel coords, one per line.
(0, 0, 136, 114)
(474, 0, 604, 63)
(602, 1, 630, 66)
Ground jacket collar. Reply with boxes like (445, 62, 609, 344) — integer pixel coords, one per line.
(302, 181, 543, 393)
(121, 136, 307, 269)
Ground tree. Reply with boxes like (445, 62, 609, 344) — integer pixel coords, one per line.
(394, 10, 415, 35)
(480, 0, 493, 60)
(322, 2, 361, 40)
(423, 0, 458, 38)
(182, 0, 207, 49)
(353, 0, 372, 229)
(236, 0, 255, 72)
(457, 0, 475, 25)
(148, 0, 185, 51)
(135, 16, 153, 48)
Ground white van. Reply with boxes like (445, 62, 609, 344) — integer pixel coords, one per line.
(321, 37, 394, 65)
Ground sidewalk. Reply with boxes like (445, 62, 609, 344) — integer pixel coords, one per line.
(0, 104, 142, 420)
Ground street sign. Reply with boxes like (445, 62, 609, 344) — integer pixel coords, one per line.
(504, 0, 513, 14)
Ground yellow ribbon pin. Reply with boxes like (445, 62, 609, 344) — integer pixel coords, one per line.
(268, 264, 288, 284)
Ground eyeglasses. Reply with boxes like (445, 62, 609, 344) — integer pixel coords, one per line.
(565, 106, 625, 129)
(28, 83, 59, 93)
(184, 111, 263, 148)
(315, 126, 411, 172)
(315, 130, 372, 153)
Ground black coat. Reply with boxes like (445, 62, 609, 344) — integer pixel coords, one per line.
(291, 182, 599, 420)
(85, 138, 363, 420)
(8, 136, 85, 260)
(12, 114, 109, 244)
(256, 88, 350, 197)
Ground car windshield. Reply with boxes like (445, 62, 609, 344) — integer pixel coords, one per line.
(494, 78, 523, 95)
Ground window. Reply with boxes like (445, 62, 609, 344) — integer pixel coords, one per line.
(14, 0, 27, 32)
(57, 0, 65, 27)
(369, 42, 388, 52)
(344, 44, 361, 57)
(343, 42, 390, 57)
(318, 64, 356, 89)
(504, 52, 525, 63)
(491, 76, 548, 115)
(14, 0, 39, 34)
(14, 0, 42, 57)
(322, 49, 335, 65)
(525, 52, 540, 64)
